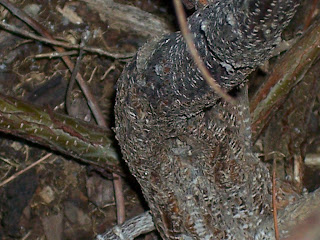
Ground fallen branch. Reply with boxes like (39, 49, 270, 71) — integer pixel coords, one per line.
(0, 94, 121, 173)
(95, 211, 155, 240)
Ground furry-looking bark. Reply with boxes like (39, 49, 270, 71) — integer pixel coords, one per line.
(115, 1, 299, 239)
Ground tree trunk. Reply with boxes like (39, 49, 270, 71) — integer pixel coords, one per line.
(114, 0, 299, 239)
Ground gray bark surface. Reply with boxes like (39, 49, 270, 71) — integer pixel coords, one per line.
(115, 1, 299, 239)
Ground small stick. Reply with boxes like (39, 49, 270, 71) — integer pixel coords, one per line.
(100, 64, 116, 81)
(66, 34, 86, 114)
(34, 50, 79, 59)
(88, 66, 98, 83)
(272, 158, 280, 240)
(0, 153, 52, 187)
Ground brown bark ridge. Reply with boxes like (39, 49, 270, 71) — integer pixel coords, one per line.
(115, 0, 299, 239)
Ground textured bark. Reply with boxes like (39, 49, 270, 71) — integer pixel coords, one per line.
(96, 189, 320, 240)
(115, 1, 299, 239)
(95, 211, 155, 240)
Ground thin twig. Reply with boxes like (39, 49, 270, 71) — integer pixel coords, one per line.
(0, 21, 134, 59)
(34, 50, 79, 59)
(172, 0, 235, 104)
(100, 64, 116, 81)
(112, 173, 125, 224)
(21, 231, 32, 240)
(88, 66, 98, 83)
(0, 153, 52, 187)
(0, 156, 19, 168)
(272, 158, 280, 240)
(66, 36, 85, 114)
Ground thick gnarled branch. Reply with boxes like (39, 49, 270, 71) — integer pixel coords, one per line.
(115, 0, 299, 239)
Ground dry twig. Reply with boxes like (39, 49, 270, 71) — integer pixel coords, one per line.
(0, 153, 52, 187)
(272, 159, 280, 240)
